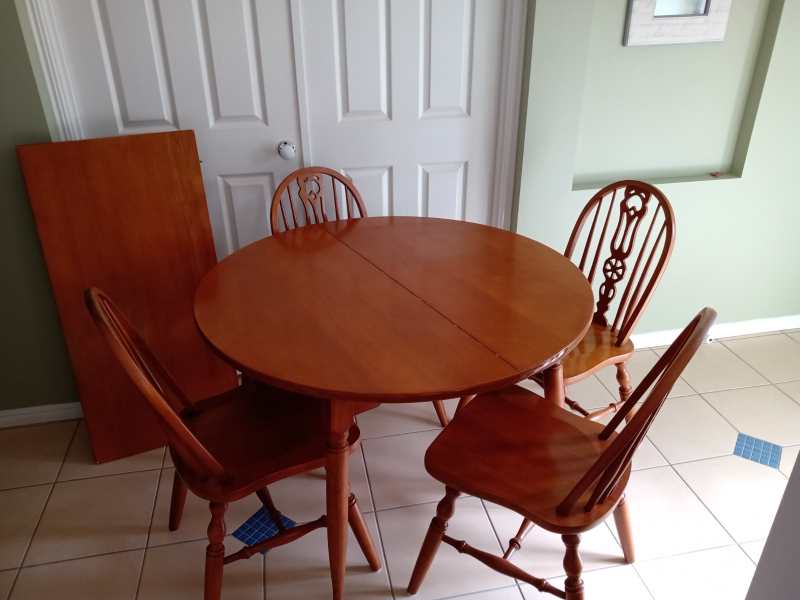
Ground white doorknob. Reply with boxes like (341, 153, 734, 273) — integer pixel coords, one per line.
(277, 141, 296, 160)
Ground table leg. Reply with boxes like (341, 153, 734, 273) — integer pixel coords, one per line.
(543, 363, 566, 408)
(327, 400, 354, 600)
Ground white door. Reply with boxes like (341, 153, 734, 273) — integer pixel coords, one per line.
(20, 0, 523, 254)
(298, 0, 507, 224)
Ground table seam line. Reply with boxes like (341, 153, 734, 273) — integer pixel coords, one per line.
(327, 229, 520, 373)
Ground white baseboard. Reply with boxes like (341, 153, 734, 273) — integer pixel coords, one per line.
(0, 402, 83, 429)
(632, 314, 800, 349)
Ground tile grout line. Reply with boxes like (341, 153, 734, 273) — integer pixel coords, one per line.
(621, 538, 743, 567)
(262, 551, 267, 600)
(629, 561, 659, 600)
(660, 345, 762, 464)
(359, 442, 398, 600)
(588, 355, 686, 471)
(8, 530, 265, 575)
(11, 547, 152, 571)
(718, 336, 792, 391)
(133, 465, 164, 600)
(434, 584, 525, 600)
(773, 382, 800, 411)
(630, 540, 755, 593)
(610, 357, 768, 592)
(691, 390, 792, 481)
(7, 420, 79, 597)
(712, 338, 800, 478)
(0, 466, 165, 493)
(362, 425, 443, 442)
(477, 499, 526, 599)
(783, 330, 800, 347)
(667, 462, 756, 569)
(728, 335, 800, 409)
(677, 361, 753, 453)
(694, 392, 742, 439)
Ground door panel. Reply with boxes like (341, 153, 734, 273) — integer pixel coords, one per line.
(196, 0, 268, 126)
(95, 0, 178, 131)
(343, 166, 393, 216)
(420, 162, 467, 220)
(334, 0, 391, 121)
(218, 172, 276, 248)
(421, 0, 473, 119)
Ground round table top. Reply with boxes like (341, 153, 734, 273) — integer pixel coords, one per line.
(194, 217, 594, 402)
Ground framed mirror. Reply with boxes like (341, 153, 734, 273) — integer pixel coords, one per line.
(624, 0, 732, 46)
(653, 0, 710, 17)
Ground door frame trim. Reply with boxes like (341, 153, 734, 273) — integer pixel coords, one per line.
(490, 0, 528, 230)
(15, 0, 85, 141)
(18, 0, 527, 229)
(289, 0, 314, 166)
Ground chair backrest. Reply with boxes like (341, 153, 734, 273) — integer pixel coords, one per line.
(84, 287, 225, 478)
(270, 166, 367, 234)
(564, 180, 675, 345)
(557, 307, 716, 516)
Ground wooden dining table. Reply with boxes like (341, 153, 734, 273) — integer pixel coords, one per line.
(194, 216, 594, 598)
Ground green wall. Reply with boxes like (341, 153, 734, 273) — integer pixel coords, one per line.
(516, 0, 800, 333)
(574, 0, 769, 184)
(0, 1, 77, 409)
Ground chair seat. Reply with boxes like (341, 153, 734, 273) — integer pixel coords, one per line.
(424, 385, 629, 533)
(561, 323, 634, 383)
(175, 382, 358, 502)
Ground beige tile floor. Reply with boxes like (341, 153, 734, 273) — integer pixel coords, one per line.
(1, 332, 798, 599)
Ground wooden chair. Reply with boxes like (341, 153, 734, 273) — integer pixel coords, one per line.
(84, 287, 381, 600)
(270, 166, 452, 427)
(407, 308, 716, 600)
(496, 181, 676, 560)
(550, 180, 675, 421)
(270, 166, 368, 233)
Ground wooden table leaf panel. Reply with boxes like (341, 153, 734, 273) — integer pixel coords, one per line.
(194, 217, 594, 598)
(18, 131, 237, 462)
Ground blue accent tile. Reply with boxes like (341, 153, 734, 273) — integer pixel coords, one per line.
(232, 508, 296, 552)
(734, 433, 782, 469)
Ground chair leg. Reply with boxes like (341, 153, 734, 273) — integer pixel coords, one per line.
(407, 486, 461, 595)
(562, 534, 584, 600)
(456, 395, 475, 415)
(432, 400, 449, 427)
(256, 487, 287, 532)
(503, 518, 533, 559)
(168, 470, 188, 531)
(616, 362, 635, 422)
(613, 495, 635, 563)
(348, 493, 382, 571)
(204, 501, 227, 600)
(543, 363, 566, 408)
